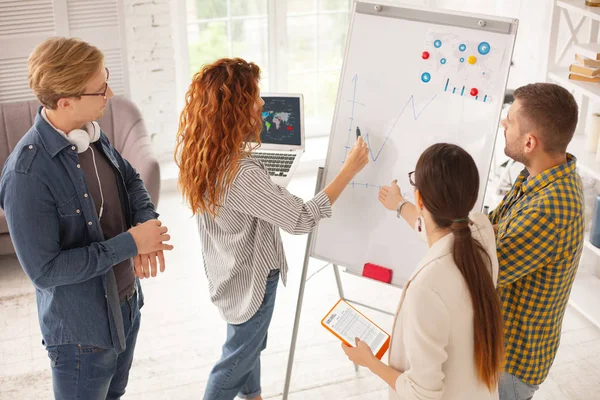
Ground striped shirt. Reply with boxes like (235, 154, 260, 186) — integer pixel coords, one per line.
(197, 157, 332, 324)
(489, 154, 584, 385)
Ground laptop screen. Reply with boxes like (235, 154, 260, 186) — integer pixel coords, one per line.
(260, 96, 302, 146)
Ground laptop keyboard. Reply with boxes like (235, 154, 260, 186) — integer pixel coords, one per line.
(252, 153, 297, 177)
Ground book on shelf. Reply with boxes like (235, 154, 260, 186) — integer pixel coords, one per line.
(576, 54, 600, 68)
(570, 63, 600, 77)
(568, 73, 600, 83)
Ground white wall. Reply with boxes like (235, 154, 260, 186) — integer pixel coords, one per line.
(123, 0, 179, 162)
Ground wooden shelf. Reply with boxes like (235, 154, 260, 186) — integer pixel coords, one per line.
(567, 136, 600, 181)
(557, 0, 600, 21)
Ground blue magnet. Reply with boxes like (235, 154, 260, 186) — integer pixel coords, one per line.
(478, 42, 491, 55)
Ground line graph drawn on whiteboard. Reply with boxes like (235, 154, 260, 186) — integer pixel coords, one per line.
(342, 74, 437, 165)
(345, 180, 413, 199)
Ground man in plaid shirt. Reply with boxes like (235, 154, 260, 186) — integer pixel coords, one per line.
(490, 83, 584, 400)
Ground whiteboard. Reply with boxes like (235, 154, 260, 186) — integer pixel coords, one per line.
(311, 2, 518, 287)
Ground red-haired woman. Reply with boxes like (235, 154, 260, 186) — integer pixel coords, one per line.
(175, 58, 369, 400)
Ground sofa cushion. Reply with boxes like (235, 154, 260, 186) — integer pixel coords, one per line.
(0, 208, 7, 234)
(0, 100, 40, 170)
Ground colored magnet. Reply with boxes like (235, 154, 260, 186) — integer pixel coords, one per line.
(460, 57, 465, 63)
(434, 40, 442, 48)
(478, 42, 491, 55)
(470, 88, 479, 97)
(459, 44, 467, 52)
(421, 72, 431, 83)
(440, 58, 447, 65)
(468, 56, 477, 65)
(422, 51, 430, 60)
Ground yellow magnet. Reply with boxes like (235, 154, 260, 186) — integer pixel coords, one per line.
(468, 56, 477, 65)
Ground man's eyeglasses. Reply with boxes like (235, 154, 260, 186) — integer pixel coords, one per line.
(80, 67, 109, 98)
(408, 170, 416, 187)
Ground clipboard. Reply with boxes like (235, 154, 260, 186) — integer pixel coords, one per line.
(321, 299, 391, 360)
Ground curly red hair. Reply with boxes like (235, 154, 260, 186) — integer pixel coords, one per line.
(175, 58, 263, 217)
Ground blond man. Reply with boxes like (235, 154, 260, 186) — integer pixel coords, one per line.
(0, 37, 173, 399)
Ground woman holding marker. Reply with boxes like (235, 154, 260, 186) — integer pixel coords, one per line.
(175, 58, 369, 400)
(343, 144, 504, 400)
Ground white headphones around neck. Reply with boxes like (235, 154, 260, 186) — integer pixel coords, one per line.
(68, 121, 101, 153)
(67, 121, 105, 221)
(41, 108, 105, 220)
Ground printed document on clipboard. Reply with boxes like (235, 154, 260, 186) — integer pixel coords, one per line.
(321, 299, 390, 360)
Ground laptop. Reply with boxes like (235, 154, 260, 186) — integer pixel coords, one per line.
(251, 93, 305, 187)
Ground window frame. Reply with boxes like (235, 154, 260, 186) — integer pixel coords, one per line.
(178, 0, 352, 139)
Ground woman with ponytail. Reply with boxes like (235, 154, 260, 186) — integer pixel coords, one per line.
(343, 143, 504, 400)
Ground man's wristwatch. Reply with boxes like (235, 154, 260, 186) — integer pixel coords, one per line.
(396, 199, 409, 218)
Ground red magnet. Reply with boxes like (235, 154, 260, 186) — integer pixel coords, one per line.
(422, 51, 430, 60)
(287, 126, 293, 131)
(470, 88, 479, 97)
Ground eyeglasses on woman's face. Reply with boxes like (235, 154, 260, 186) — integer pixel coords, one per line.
(408, 170, 416, 187)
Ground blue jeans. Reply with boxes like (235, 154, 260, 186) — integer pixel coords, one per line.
(46, 291, 141, 400)
(499, 372, 540, 400)
(204, 269, 280, 400)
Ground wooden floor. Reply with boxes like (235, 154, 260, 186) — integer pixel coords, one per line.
(1, 172, 600, 399)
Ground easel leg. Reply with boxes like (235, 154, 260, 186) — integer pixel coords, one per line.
(282, 232, 314, 400)
(333, 264, 359, 372)
(333, 263, 345, 299)
(283, 167, 327, 399)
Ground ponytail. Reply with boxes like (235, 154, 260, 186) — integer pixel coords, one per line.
(451, 220, 504, 392)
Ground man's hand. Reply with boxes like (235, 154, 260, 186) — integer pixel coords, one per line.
(133, 250, 166, 279)
(128, 219, 173, 255)
(131, 221, 170, 279)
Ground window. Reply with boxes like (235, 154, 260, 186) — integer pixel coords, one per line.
(186, 1, 270, 87)
(185, 0, 351, 137)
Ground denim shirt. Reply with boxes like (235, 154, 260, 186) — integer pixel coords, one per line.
(0, 108, 158, 353)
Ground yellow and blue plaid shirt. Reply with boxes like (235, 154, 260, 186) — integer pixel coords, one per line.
(489, 154, 584, 385)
